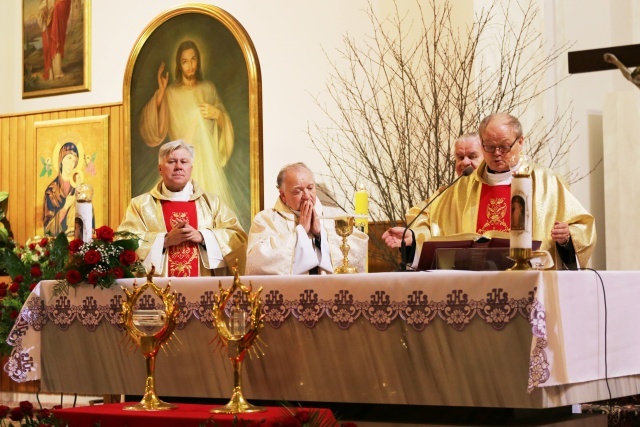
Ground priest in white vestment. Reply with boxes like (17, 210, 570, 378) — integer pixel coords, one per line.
(138, 40, 236, 212)
(118, 140, 247, 276)
(246, 163, 368, 275)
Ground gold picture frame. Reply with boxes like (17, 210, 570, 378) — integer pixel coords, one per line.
(123, 3, 263, 231)
(34, 115, 109, 237)
(22, 0, 91, 98)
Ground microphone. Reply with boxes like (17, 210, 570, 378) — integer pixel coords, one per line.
(397, 165, 474, 271)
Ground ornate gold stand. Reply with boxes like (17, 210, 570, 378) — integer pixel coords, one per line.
(121, 272, 179, 411)
(334, 216, 357, 274)
(507, 248, 546, 271)
(211, 267, 266, 414)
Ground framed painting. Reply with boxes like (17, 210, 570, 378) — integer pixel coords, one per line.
(22, 0, 91, 98)
(34, 115, 109, 237)
(123, 4, 263, 231)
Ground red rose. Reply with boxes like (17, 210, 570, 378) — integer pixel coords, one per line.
(54, 272, 65, 280)
(295, 411, 311, 423)
(119, 250, 137, 266)
(0, 288, 6, 298)
(37, 408, 51, 419)
(69, 239, 84, 253)
(87, 270, 100, 285)
(9, 407, 23, 421)
(14, 275, 24, 283)
(0, 404, 9, 417)
(65, 270, 82, 285)
(39, 237, 49, 247)
(9, 282, 19, 293)
(30, 266, 42, 278)
(84, 250, 101, 264)
(95, 226, 115, 242)
(29, 283, 37, 291)
(44, 250, 50, 257)
(0, 282, 7, 290)
(9, 310, 19, 320)
(111, 267, 124, 279)
(28, 243, 36, 251)
(52, 405, 62, 410)
(19, 401, 33, 416)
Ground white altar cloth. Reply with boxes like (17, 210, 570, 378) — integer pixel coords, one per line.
(4, 270, 640, 408)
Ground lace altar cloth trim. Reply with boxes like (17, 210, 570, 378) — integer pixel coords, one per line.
(4, 284, 547, 389)
(8, 286, 535, 337)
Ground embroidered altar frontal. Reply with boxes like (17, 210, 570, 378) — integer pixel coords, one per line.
(6, 271, 640, 409)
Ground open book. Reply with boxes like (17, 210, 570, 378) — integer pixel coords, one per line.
(412, 231, 542, 271)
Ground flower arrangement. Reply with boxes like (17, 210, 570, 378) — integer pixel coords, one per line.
(53, 226, 144, 295)
(0, 401, 64, 426)
(0, 226, 144, 355)
(0, 234, 68, 356)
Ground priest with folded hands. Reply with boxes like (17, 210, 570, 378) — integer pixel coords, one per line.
(118, 139, 247, 276)
(246, 162, 368, 275)
(382, 113, 596, 270)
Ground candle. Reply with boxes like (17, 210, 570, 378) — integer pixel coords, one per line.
(75, 182, 94, 243)
(354, 185, 369, 272)
(510, 167, 532, 250)
(354, 185, 368, 233)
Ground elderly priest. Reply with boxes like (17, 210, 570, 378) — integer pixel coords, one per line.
(118, 140, 247, 276)
(246, 162, 368, 275)
(383, 113, 596, 270)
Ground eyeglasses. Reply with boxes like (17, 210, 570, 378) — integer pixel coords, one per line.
(481, 136, 520, 154)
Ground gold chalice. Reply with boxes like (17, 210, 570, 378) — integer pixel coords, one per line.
(121, 270, 179, 411)
(334, 216, 357, 274)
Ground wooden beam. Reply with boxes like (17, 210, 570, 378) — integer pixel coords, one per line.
(568, 43, 640, 74)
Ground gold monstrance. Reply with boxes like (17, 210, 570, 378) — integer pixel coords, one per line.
(121, 271, 179, 410)
(211, 267, 265, 414)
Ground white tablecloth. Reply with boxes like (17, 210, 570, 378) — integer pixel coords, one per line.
(4, 270, 640, 408)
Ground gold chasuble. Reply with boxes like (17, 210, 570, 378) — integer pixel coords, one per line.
(407, 161, 597, 268)
(118, 180, 247, 276)
(161, 201, 199, 277)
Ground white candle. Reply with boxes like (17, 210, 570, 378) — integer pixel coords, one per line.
(510, 175, 532, 249)
(75, 202, 93, 243)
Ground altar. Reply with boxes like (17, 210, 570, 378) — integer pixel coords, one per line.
(4, 270, 640, 409)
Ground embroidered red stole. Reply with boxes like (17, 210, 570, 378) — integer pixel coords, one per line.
(161, 201, 199, 277)
(476, 184, 511, 234)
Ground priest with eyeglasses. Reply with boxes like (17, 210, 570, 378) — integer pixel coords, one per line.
(382, 113, 596, 270)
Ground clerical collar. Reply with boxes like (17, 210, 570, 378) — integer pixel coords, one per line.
(487, 167, 509, 174)
(483, 161, 521, 186)
(161, 181, 193, 201)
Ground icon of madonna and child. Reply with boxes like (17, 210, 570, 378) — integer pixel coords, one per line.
(42, 141, 94, 237)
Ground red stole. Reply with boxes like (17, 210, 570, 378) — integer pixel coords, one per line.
(161, 201, 199, 277)
(476, 184, 511, 234)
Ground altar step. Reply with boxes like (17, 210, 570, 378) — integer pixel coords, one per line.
(352, 413, 606, 426)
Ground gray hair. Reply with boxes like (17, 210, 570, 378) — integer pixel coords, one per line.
(158, 139, 195, 164)
(276, 162, 313, 189)
(455, 132, 481, 147)
(478, 113, 523, 139)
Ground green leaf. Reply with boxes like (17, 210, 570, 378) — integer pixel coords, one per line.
(0, 191, 7, 203)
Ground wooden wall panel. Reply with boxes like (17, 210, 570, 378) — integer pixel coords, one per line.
(0, 103, 124, 244)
